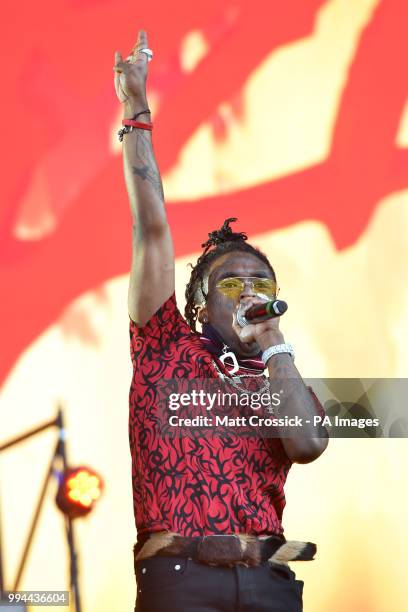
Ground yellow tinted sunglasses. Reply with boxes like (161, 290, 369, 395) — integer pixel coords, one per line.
(215, 277, 278, 300)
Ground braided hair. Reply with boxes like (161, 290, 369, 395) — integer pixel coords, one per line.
(184, 218, 276, 331)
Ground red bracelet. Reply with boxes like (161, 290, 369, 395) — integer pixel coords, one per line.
(118, 119, 153, 142)
(122, 119, 153, 130)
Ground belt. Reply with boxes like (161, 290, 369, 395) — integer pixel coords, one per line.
(134, 531, 317, 569)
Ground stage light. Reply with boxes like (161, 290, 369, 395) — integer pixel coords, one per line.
(56, 466, 103, 519)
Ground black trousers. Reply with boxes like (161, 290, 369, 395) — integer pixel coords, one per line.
(134, 555, 304, 612)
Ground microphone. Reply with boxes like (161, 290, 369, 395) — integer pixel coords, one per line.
(236, 300, 288, 327)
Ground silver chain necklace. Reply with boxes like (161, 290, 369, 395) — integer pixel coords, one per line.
(212, 358, 274, 414)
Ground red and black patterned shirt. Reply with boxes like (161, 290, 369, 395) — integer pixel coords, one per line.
(129, 293, 322, 538)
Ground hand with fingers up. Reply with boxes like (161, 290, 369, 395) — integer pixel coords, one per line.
(113, 30, 152, 116)
(114, 31, 173, 334)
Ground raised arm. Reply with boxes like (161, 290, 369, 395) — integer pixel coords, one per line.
(114, 30, 174, 325)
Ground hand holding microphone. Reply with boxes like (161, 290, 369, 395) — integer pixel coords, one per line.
(234, 299, 294, 361)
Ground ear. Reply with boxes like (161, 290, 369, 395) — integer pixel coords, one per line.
(197, 305, 209, 324)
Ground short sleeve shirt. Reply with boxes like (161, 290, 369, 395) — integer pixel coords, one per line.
(129, 293, 322, 537)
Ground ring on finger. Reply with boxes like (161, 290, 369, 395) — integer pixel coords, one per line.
(139, 47, 153, 61)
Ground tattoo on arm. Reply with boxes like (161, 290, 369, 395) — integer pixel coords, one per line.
(131, 130, 164, 200)
(269, 354, 296, 379)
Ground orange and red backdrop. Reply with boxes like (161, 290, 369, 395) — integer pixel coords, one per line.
(1, 1, 407, 610)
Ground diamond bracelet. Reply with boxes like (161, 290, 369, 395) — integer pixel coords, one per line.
(261, 343, 295, 365)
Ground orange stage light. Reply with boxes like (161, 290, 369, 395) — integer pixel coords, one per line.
(56, 467, 103, 519)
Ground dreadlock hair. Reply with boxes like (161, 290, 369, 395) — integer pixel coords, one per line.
(184, 218, 276, 331)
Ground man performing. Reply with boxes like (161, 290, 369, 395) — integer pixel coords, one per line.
(114, 29, 329, 612)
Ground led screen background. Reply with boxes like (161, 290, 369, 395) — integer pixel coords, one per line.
(1, 0, 407, 610)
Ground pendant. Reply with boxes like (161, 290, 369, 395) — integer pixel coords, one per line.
(219, 349, 240, 375)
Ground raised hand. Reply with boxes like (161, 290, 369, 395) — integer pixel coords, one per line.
(113, 30, 151, 110)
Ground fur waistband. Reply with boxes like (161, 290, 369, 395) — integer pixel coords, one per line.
(133, 531, 317, 568)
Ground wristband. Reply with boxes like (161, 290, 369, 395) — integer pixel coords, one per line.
(122, 119, 153, 129)
(118, 120, 153, 142)
(130, 109, 151, 120)
(262, 343, 295, 365)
